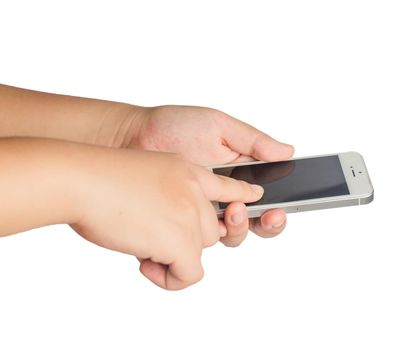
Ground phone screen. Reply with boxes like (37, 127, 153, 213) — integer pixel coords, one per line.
(213, 155, 350, 209)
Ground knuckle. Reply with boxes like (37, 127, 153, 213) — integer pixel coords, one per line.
(167, 155, 195, 179)
(190, 267, 204, 284)
(180, 263, 204, 287)
(178, 202, 199, 219)
(237, 179, 253, 194)
(172, 220, 202, 252)
(203, 233, 219, 248)
(178, 166, 200, 193)
(167, 176, 202, 218)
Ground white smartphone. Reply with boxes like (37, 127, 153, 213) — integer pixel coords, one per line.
(210, 151, 374, 219)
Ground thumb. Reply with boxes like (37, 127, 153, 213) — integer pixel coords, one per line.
(217, 114, 294, 161)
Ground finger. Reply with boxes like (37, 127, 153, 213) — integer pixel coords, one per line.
(196, 167, 264, 203)
(231, 155, 257, 163)
(216, 113, 295, 161)
(220, 202, 249, 247)
(198, 199, 221, 248)
(189, 182, 222, 248)
(167, 246, 204, 290)
(249, 209, 287, 238)
(139, 246, 204, 291)
(139, 259, 168, 287)
(218, 220, 227, 237)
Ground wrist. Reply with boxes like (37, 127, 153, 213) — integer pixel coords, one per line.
(107, 103, 149, 149)
(0, 138, 89, 235)
(0, 84, 148, 149)
(27, 138, 90, 226)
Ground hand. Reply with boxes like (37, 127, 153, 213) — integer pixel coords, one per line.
(126, 105, 295, 246)
(72, 147, 264, 290)
(0, 85, 293, 247)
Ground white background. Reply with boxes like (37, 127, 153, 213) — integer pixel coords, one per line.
(1, 1, 401, 349)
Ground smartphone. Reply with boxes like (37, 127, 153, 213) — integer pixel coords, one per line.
(210, 152, 374, 219)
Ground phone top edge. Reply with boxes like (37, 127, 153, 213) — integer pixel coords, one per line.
(208, 151, 358, 170)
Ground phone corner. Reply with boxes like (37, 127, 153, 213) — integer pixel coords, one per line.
(359, 190, 374, 205)
(212, 201, 225, 219)
(346, 150, 364, 160)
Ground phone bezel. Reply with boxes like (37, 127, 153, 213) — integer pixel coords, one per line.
(209, 151, 374, 218)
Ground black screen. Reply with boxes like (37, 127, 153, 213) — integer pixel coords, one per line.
(213, 155, 350, 209)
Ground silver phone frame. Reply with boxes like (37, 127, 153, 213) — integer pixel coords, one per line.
(209, 151, 374, 219)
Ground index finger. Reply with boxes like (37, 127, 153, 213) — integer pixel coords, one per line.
(195, 167, 264, 203)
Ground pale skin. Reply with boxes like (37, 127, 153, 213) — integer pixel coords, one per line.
(0, 84, 294, 290)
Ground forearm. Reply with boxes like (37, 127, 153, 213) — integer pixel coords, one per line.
(0, 84, 145, 147)
(0, 137, 87, 237)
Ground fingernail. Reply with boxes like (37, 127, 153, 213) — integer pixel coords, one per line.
(273, 218, 286, 228)
(230, 212, 244, 225)
(251, 184, 264, 196)
(283, 143, 294, 149)
(262, 221, 273, 230)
